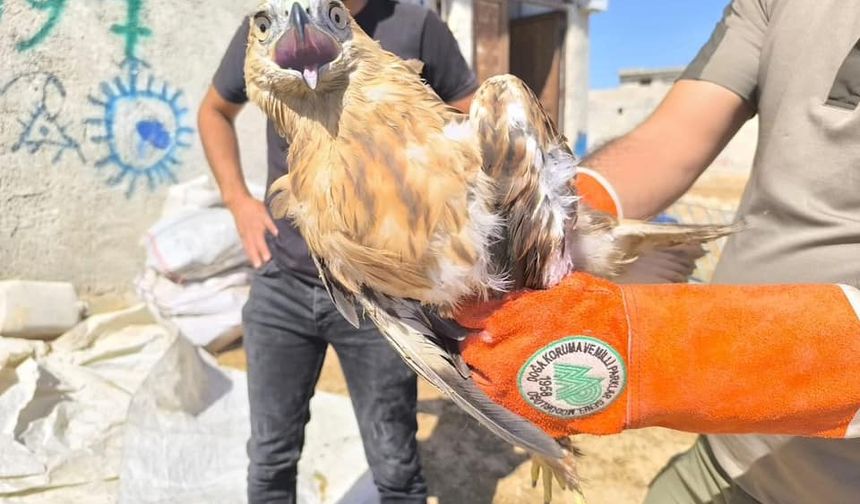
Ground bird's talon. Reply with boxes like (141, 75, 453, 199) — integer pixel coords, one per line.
(542, 464, 552, 502)
(554, 469, 567, 490)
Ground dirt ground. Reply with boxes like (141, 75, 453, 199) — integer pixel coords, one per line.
(217, 346, 696, 504)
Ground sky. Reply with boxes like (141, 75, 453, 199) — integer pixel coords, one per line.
(590, 0, 729, 89)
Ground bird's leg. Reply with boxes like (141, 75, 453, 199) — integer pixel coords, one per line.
(529, 437, 586, 504)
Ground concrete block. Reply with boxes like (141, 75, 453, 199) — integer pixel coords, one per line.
(0, 280, 82, 339)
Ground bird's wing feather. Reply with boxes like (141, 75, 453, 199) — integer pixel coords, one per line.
(312, 254, 360, 328)
(470, 75, 578, 289)
(311, 256, 528, 440)
(355, 288, 565, 461)
(568, 206, 740, 278)
(611, 219, 740, 256)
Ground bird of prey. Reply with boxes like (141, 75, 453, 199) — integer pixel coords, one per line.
(244, 0, 733, 499)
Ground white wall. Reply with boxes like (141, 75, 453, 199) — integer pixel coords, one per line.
(1, 0, 268, 296)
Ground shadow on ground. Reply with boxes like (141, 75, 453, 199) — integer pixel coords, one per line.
(417, 398, 529, 504)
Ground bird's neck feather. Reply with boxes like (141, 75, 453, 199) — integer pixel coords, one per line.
(267, 49, 439, 148)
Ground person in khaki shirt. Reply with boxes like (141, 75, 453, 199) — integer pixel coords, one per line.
(579, 0, 860, 502)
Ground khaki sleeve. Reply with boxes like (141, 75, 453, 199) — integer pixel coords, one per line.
(680, 0, 770, 106)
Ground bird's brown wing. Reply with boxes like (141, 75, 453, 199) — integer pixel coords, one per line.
(470, 75, 578, 290)
(310, 252, 567, 463)
(353, 288, 570, 464)
(567, 207, 741, 279)
(471, 76, 738, 284)
(312, 253, 360, 328)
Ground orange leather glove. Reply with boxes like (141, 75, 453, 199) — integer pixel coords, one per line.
(457, 273, 860, 439)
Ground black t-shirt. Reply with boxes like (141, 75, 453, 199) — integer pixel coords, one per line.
(212, 0, 477, 280)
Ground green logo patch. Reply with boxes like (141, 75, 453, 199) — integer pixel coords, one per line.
(555, 364, 604, 406)
(517, 337, 627, 419)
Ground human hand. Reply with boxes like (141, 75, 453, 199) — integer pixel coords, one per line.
(227, 195, 279, 268)
(456, 273, 629, 439)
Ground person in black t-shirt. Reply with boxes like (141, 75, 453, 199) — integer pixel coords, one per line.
(197, 1, 477, 502)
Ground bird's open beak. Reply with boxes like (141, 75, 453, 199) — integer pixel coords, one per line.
(274, 2, 341, 90)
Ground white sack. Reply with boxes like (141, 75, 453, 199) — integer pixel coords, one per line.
(141, 175, 265, 282)
(0, 306, 170, 502)
(0, 304, 376, 504)
(142, 208, 248, 281)
(0, 281, 82, 339)
(135, 269, 248, 351)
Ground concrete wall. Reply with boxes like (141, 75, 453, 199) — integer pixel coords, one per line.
(1, 0, 269, 297)
(562, 4, 591, 153)
(444, 0, 473, 68)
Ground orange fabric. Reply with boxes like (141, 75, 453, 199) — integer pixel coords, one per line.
(458, 273, 860, 439)
(459, 274, 629, 438)
(625, 283, 860, 438)
(575, 171, 618, 217)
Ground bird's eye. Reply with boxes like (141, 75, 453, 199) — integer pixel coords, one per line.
(253, 14, 272, 40)
(328, 4, 348, 29)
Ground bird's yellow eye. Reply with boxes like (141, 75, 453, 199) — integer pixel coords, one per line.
(253, 13, 272, 40)
(328, 4, 348, 29)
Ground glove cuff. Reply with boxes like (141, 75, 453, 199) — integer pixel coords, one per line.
(575, 167, 624, 219)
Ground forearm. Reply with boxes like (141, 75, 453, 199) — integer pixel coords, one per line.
(583, 125, 703, 220)
(198, 92, 250, 206)
(582, 80, 753, 219)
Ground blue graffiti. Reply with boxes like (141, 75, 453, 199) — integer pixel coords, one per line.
(80, 0, 193, 197)
(3, 0, 193, 195)
(1, 72, 85, 164)
(86, 63, 193, 197)
(136, 120, 171, 149)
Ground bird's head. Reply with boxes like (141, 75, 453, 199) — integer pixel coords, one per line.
(246, 0, 357, 95)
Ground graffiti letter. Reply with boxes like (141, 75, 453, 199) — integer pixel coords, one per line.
(16, 0, 68, 51)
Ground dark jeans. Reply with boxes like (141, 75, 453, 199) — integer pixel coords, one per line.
(242, 260, 427, 504)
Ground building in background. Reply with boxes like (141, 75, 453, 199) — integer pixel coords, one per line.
(442, 0, 607, 155)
